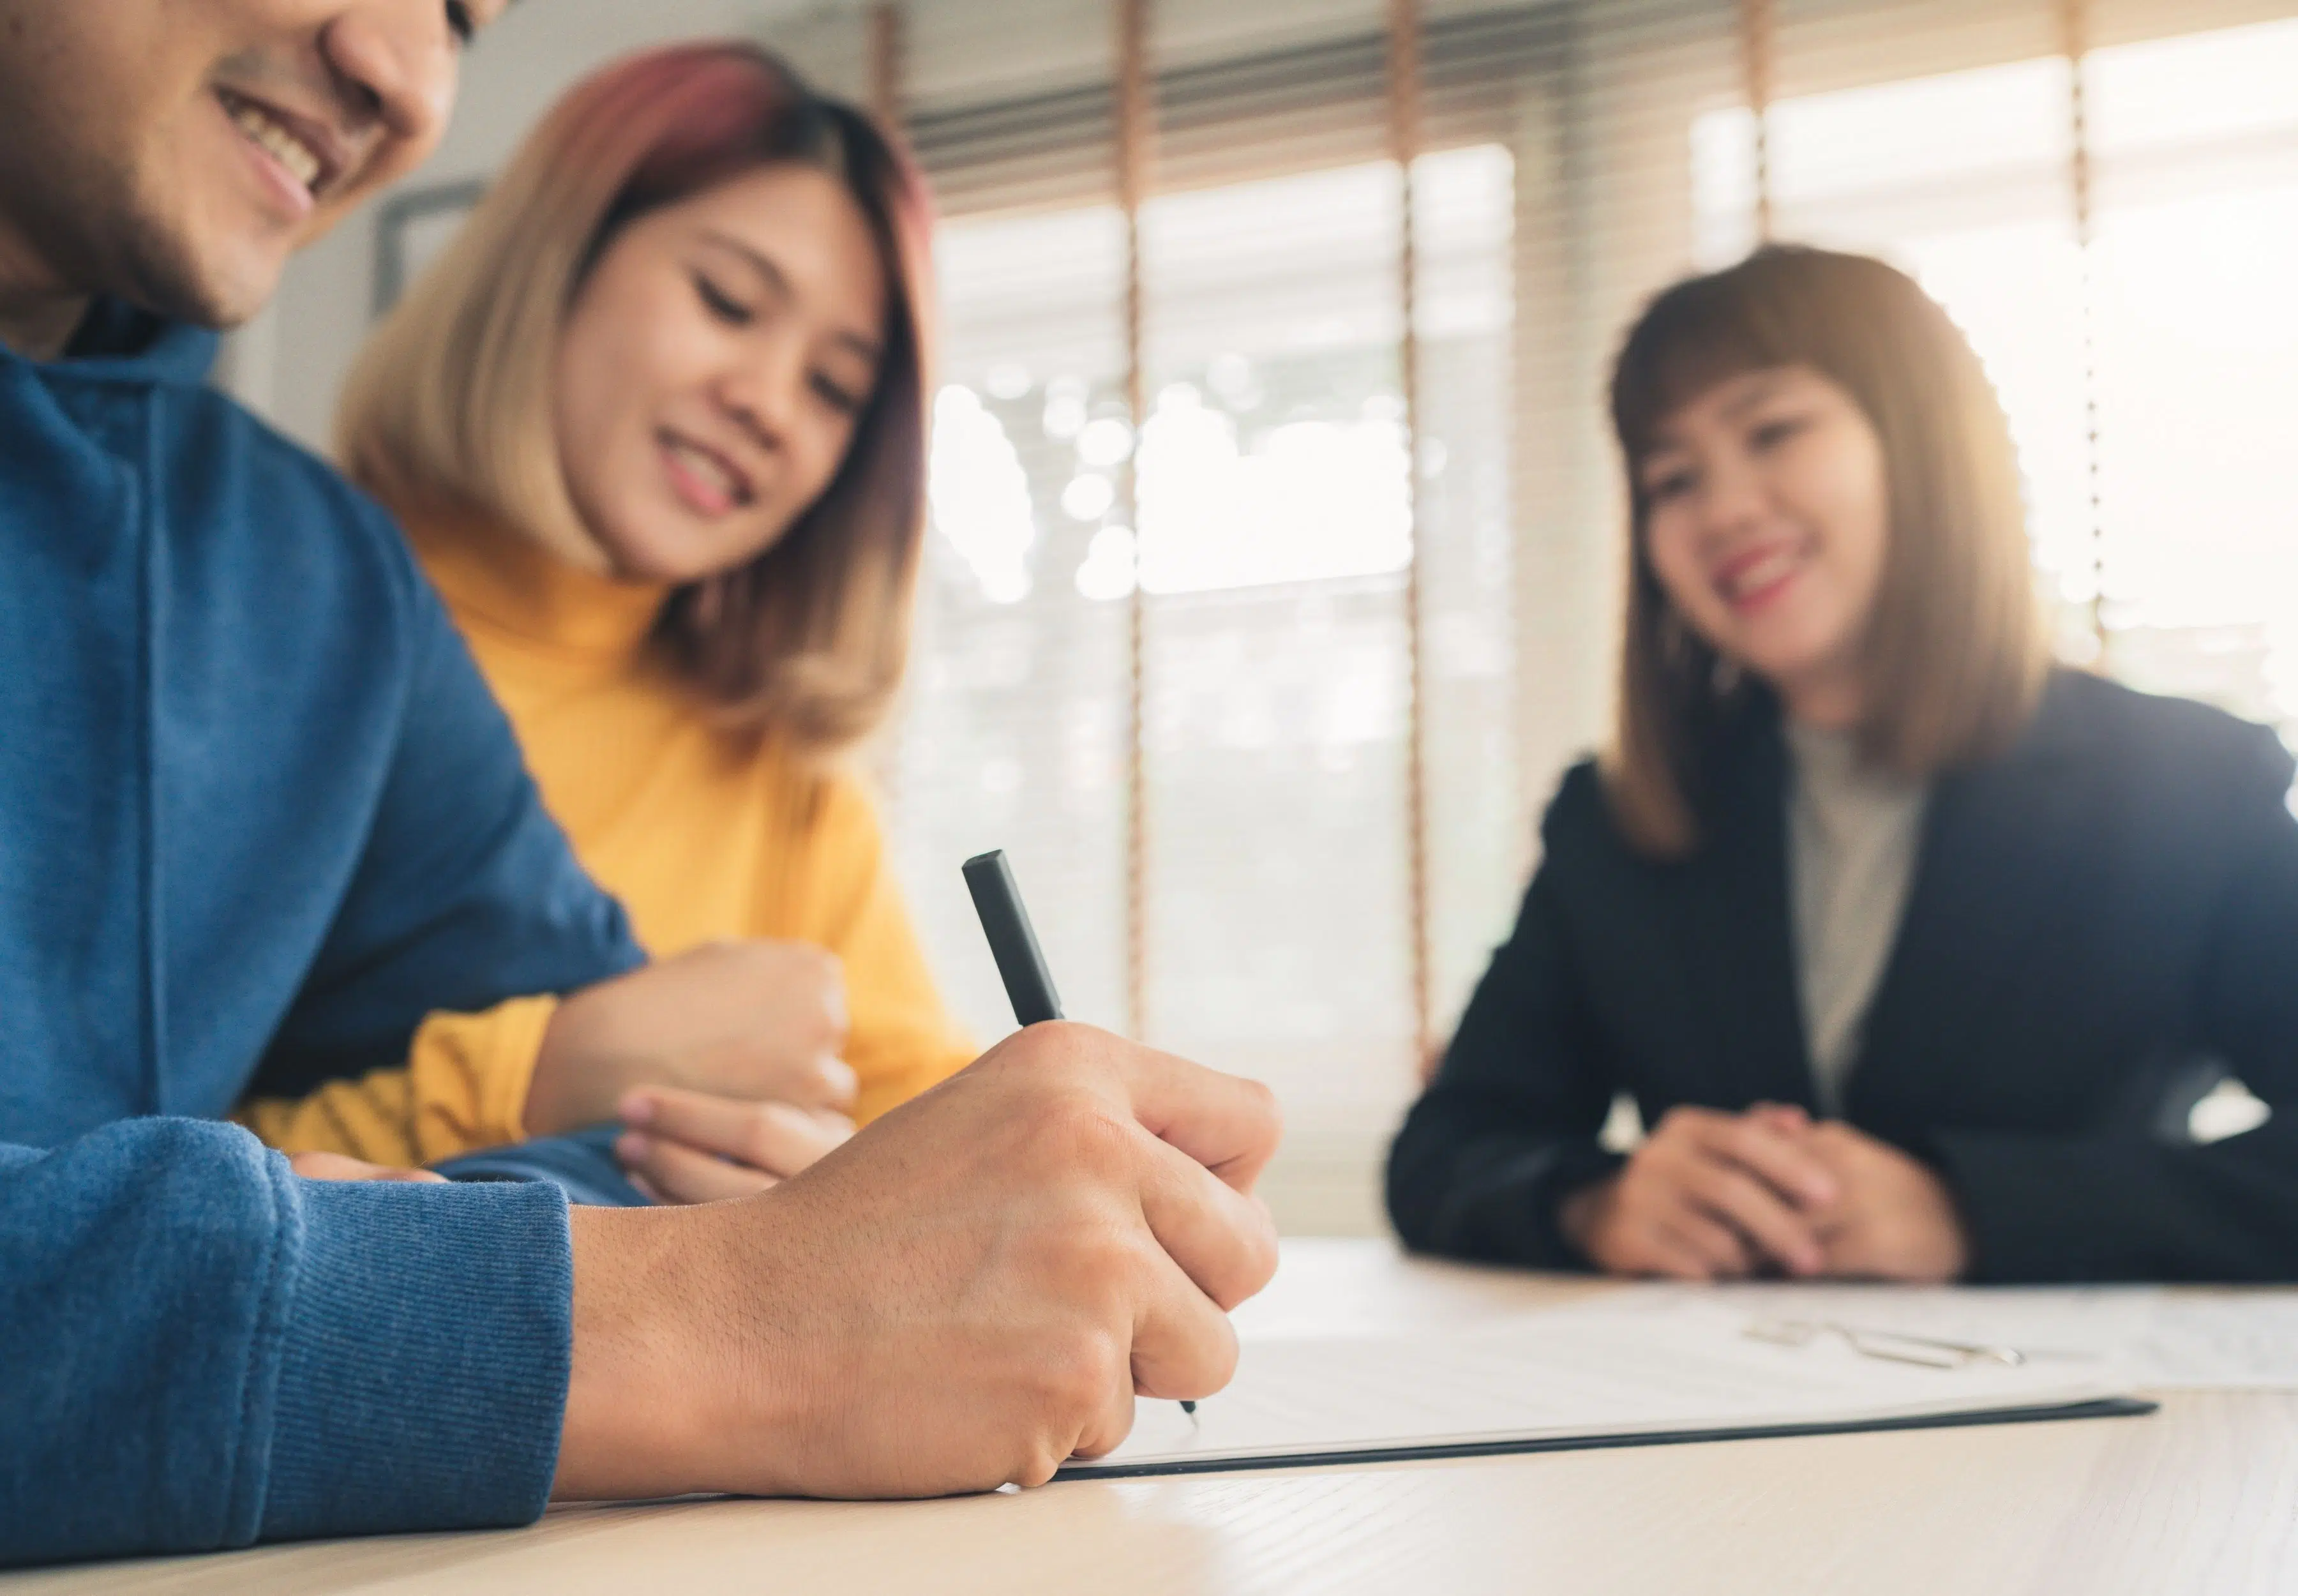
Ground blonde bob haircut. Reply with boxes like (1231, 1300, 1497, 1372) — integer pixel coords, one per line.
(1603, 245, 2049, 859)
(338, 42, 937, 760)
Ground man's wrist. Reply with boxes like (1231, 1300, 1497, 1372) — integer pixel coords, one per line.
(555, 1202, 812, 1502)
(555, 1205, 709, 1499)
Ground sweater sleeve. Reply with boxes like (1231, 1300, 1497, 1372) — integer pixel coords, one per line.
(0, 1117, 570, 1567)
(1385, 806, 1625, 1268)
(1939, 731, 2298, 1283)
(236, 996, 561, 1166)
(798, 777, 977, 1125)
(245, 561, 642, 1106)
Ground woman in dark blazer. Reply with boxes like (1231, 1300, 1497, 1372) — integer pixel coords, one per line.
(1388, 246, 2298, 1284)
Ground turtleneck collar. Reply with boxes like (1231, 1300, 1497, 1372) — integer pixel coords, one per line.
(405, 509, 671, 666)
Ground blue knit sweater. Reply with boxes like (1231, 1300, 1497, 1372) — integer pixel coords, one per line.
(0, 304, 645, 1565)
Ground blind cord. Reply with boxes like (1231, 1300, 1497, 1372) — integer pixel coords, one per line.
(866, 3, 904, 136)
(2059, 0, 2110, 658)
(1388, 0, 1438, 1075)
(1741, 0, 1777, 243)
(1116, 0, 1155, 1043)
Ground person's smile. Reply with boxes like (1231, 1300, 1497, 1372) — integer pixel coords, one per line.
(658, 427, 760, 519)
(1709, 534, 1814, 618)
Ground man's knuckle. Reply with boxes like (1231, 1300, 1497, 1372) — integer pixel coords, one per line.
(1045, 1020, 1117, 1069)
(1074, 1214, 1146, 1294)
(1042, 1330, 1124, 1417)
(1031, 1093, 1136, 1180)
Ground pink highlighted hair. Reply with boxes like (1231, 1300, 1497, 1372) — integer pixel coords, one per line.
(340, 42, 938, 758)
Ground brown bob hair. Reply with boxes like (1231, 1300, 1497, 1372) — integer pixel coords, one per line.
(337, 43, 937, 760)
(1602, 245, 2049, 859)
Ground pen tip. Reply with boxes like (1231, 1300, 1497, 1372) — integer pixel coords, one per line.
(1180, 1400, 1196, 1414)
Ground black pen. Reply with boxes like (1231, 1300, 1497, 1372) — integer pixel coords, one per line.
(962, 848, 1198, 1419)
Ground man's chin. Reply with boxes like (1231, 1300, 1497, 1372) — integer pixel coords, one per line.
(122, 246, 290, 332)
(200, 278, 285, 332)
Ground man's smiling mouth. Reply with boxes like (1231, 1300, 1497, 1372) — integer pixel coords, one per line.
(216, 87, 330, 196)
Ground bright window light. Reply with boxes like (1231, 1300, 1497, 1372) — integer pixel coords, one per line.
(1060, 472, 1116, 522)
(1136, 393, 1412, 594)
(1074, 525, 1138, 602)
(927, 385, 1034, 604)
(1076, 416, 1136, 467)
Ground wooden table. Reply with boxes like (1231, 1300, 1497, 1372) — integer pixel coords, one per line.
(15, 1240, 2298, 1595)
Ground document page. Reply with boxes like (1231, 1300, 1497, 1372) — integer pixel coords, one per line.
(1685, 1282, 2298, 1390)
(1064, 1295, 2119, 1477)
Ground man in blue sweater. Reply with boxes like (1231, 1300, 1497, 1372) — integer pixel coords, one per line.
(0, 0, 1280, 1567)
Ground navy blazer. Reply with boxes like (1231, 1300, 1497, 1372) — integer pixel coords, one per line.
(1388, 670, 2298, 1282)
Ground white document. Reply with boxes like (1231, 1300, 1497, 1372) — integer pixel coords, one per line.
(1062, 1295, 2121, 1478)
(1683, 1282, 2298, 1390)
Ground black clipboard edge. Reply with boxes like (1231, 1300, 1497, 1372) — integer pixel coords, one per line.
(1051, 1396, 2158, 1482)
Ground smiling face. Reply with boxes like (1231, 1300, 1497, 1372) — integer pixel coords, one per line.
(0, 0, 502, 350)
(1635, 365, 1891, 729)
(551, 163, 890, 586)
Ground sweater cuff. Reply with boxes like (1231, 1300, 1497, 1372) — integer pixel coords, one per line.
(409, 994, 562, 1159)
(258, 1172, 573, 1542)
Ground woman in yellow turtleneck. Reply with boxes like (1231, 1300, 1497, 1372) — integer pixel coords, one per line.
(236, 46, 973, 1201)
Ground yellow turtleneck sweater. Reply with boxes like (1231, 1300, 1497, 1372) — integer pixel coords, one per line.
(237, 515, 973, 1166)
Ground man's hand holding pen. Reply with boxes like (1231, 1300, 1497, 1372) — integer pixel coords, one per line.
(553, 1023, 1281, 1501)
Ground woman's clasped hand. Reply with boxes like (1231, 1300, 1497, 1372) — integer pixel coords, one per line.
(1559, 1103, 1969, 1283)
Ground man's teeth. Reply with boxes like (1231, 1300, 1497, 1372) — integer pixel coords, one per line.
(227, 100, 321, 192)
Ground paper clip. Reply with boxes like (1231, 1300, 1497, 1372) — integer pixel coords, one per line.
(1745, 1318, 2029, 1369)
